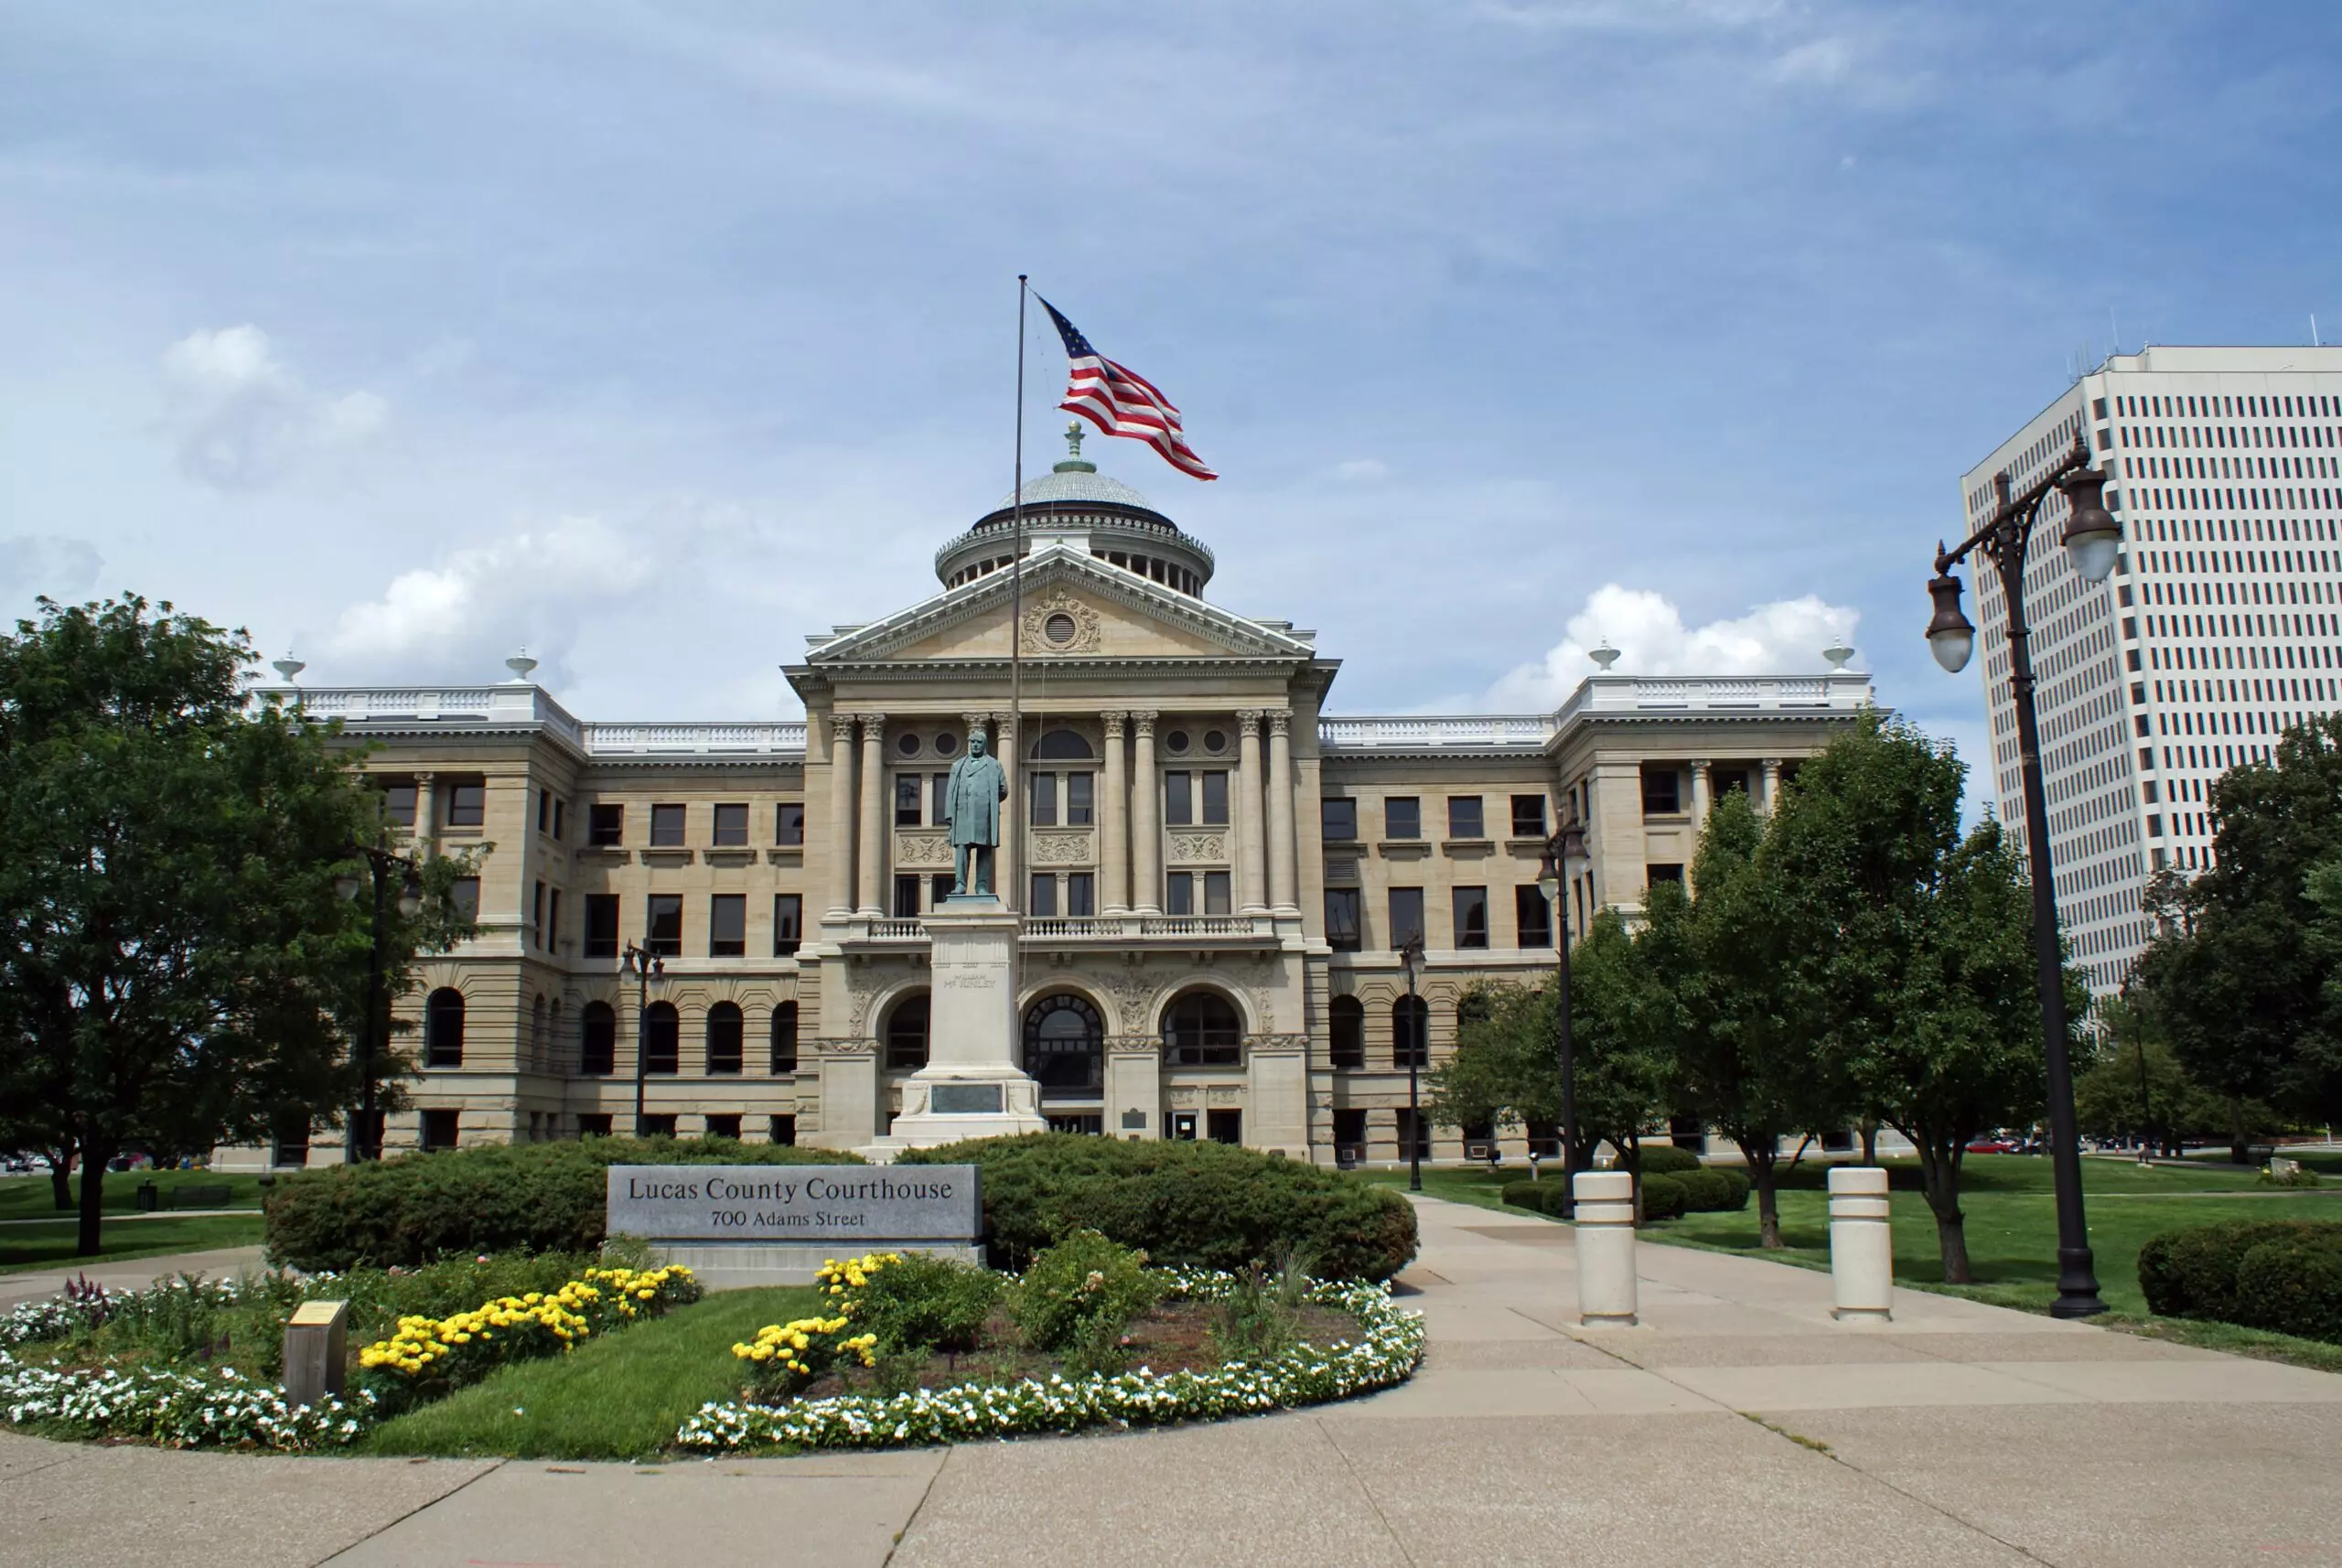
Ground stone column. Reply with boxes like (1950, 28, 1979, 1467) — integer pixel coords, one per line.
(1266, 708, 1297, 916)
(994, 711, 1019, 909)
(1235, 711, 1267, 914)
(413, 770, 438, 854)
(1761, 757, 1783, 814)
(1101, 711, 1129, 915)
(1130, 711, 1160, 914)
(1573, 1170, 1638, 1326)
(1689, 758, 1712, 829)
(856, 714, 887, 917)
(1828, 1165, 1894, 1321)
(826, 716, 857, 918)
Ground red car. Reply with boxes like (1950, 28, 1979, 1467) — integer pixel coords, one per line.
(1965, 1136, 2022, 1155)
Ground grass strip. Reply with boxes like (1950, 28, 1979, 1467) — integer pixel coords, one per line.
(360, 1283, 822, 1461)
(0, 1172, 270, 1222)
(0, 1215, 265, 1275)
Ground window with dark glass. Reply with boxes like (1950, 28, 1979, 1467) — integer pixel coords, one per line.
(1028, 772, 1058, 827)
(1068, 873, 1095, 918)
(650, 804, 686, 847)
(768, 1113, 797, 1145)
(1162, 991, 1242, 1066)
(1325, 888, 1361, 951)
(930, 774, 951, 825)
(1447, 797, 1485, 839)
(770, 1001, 799, 1073)
(580, 1002, 616, 1075)
(1641, 768, 1681, 817)
(1029, 874, 1058, 917)
(714, 803, 749, 845)
(1385, 797, 1421, 840)
(704, 1113, 741, 1140)
(585, 895, 619, 958)
(381, 780, 418, 828)
(1510, 794, 1546, 836)
(1388, 887, 1424, 950)
(1391, 997, 1429, 1069)
(897, 775, 924, 828)
(1647, 863, 1685, 886)
(1165, 873, 1195, 916)
(547, 888, 562, 952)
(642, 1002, 680, 1074)
(1024, 993, 1104, 1090)
(710, 894, 746, 956)
(930, 873, 954, 907)
(705, 1002, 744, 1074)
(589, 803, 624, 846)
(1329, 995, 1365, 1069)
(1453, 886, 1488, 949)
(538, 789, 552, 832)
(646, 894, 683, 955)
(1515, 885, 1552, 947)
(1200, 771, 1229, 826)
(1332, 1107, 1368, 1154)
(1322, 797, 1358, 841)
(420, 1110, 460, 1152)
(447, 781, 486, 828)
(894, 875, 921, 919)
(775, 801, 805, 845)
(553, 799, 564, 840)
(577, 1113, 613, 1138)
(1203, 871, 1231, 915)
(1165, 772, 1193, 825)
(1066, 772, 1094, 826)
(449, 877, 480, 920)
(773, 894, 801, 956)
(424, 987, 465, 1067)
(532, 881, 545, 947)
(886, 995, 929, 1069)
(639, 1113, 677, 1138)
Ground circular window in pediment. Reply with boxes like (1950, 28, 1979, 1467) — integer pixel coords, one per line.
(1165, 729, 1191, 755)
(1203, 729, 1228, 754)
(936, 730, 961, 756)
(897, 732, 922, 757)
(1044, 612, 1079, 645)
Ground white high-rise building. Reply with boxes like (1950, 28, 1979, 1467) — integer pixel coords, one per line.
(1960, 345, 2342, 994)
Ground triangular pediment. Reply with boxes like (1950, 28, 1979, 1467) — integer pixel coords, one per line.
(804, 546, 1315, 668)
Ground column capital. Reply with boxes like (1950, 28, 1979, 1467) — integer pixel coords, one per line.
(1101, 709, 1128, 737)
(1761, 757, 1784, 768)
(1688, 756, 1712, 768)
(858, 712, 888, 733)
(1131, 710, 1157, 736)
(831, 714, 857, 741)
(1237, 708, 1263, 733)
(1267, 708, 1293, 736)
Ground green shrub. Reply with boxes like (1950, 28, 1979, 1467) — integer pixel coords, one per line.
(1671, 1168, 1750, 1213)
(263, 1137, 862, 1271)
(1634, 1144, 1703, 1176)
(897, 1134, 1417, 1280)
(2234, 1234, 2342, 1343)
(1008, 1230, 1162, 1373)
(846, 1251, 1003, 1354)
(1500, 1179, 1547, 1210)
(1209, 1254, 1310, 1362)
(1533, 1180, 1574, 1218)
(2137, 1219, 2342, 1321)
(1638, 1173, 1688, 1223)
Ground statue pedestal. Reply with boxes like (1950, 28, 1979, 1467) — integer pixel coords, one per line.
(864, 897, 1046, 1160)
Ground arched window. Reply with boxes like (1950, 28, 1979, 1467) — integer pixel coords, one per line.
(1329, 996, 1365, 1070)
(770, 1001, 799, 1074)
(886, 994, 929, 1069)
(1030, 727, 1094, 760)
(530, 994, 548, 1070)
(643, 1001, 681, 1075)
(705, 1002, 744, 1075)
(1391, 996, 1429, 1069)
(1162, 991, 1242, 1067)
(580, 1002, 616, 1076)
(547, 999, 562, 1072)
(424, 988, 465, 1068)
(1023, 993, 1103, 1090)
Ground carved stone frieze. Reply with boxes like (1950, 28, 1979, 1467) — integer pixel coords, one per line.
(1027, 829, 1096, 866)
(894, 829, 951, 867)
(816, 1036, 876, 1058)
(1167, 1086, 1200, 1107)
(1166, 832, 1227, 865)
(1020, 589, 1104, 655)
(1207, 1085, 1242, 1106)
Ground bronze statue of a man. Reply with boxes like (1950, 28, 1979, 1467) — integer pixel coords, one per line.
(940, 729, 1008, 897)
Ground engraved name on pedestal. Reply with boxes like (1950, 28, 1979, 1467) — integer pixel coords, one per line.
(606, 1164, 982, 1242)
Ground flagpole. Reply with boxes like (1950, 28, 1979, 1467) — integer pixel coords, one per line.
(1008, 274, 1028, 918)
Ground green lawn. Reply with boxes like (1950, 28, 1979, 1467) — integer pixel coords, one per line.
(0, 1169, 270, 1221)
(0, 1213, 267, 1274)
(360, 1284, 823, 1460)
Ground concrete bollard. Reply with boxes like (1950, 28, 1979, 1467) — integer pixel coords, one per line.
(1827, 1166, 1894, 1321)
(283, 1299, 349, 1408)
(1573, 1170, 1638, 1326)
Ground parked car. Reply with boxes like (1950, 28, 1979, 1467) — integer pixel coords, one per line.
(1965, 1136, 2022, 1155)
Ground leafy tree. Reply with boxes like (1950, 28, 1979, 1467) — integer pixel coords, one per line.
(0, 596, 471, 1255)
(2133, 714, 2342, 1159)
(2072, 998, 2253, 1153)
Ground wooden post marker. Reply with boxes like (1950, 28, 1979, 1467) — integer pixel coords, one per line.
(283, 1299, 349, 1408)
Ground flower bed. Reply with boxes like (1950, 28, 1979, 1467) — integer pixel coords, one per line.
(0, 1352, 372, 1450)
(675, 1267, 1423, 1452)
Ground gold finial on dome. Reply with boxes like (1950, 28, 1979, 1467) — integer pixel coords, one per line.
(1055, 421, 1096, 474)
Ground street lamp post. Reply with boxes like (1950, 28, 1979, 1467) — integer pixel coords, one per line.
(1401, 932, 1425, 1192)
(622, 940, 666, 1136)
(1535, 819, 1591, 1211)
(1924, 431, 2119, 1319)
(334, 845, 424, 1163)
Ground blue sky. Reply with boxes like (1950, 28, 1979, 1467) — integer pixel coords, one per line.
(5, 1, 2339, 788)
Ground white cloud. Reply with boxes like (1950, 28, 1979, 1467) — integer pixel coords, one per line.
(1772, 36, 1854, 85)
(1330, 458, 1389, 482)
(160, 325, 387, 491)
(0, 535, 104, 611)
(1482, 584, 1859, 708)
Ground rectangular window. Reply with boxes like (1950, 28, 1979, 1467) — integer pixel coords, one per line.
(1453, 886, 1488, 949)
(930, 774, 951, 825)
(1640, 768, 1681, 817)
(710, 894, 746, 956)
(447, 781, 486, 828)
(639, 1114, 677, 1138)
(1166, 872, 1195, 916)
(714, 803, 749, 845)
(1325, 888, 1362, 952)
(1322, 797, 1358, 841)
(552, 799, 564, 841)
(1447, 797, 1485, 839)
(646, 894, 683, 955)
(930, 873, 954, 908)
(1510, 794, 1546, 836)
(650, 803, 686, 847)
(419, 1110, 459, 1153)
(704, 1113, 741, 1141)
(1648, 863, 1684, 886)
(1332, 1107, 1368, 1154)
(893, 875, 921, 919)
(1030, 874, 1058, 917)
(1200, 770, 1230, 825)
(1204, 870, 1232, 915)
(1068, 872, 1095, 917)
(589, 803, 624, 846)
(450, 876, 480, 920)
(547, 888, 562, 952)
(1166, 771, 1193, 826)
(768, 1113, 797, 1147)
(577, 1113, 612, 1139)
(1066, 772, 1094, 826)
(896, 775, 924, 828)
(381, 780, 418, 828)
(775, 801, 805, 845)
(538, 789, 552, 832)
(1389, 887, 1425, 950)
(773, 894, 802, 956)
(1029, 772, 1058, 827)
(1395, 1110, 1430, 1158)
(532, 881, 545, 947)
(1385, 797, 1421, 840)
(585, 894, 619, 958)
(1515, 885, 1552, 947)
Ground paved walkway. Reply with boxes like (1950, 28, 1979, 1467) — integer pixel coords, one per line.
(4, 1197, 2339, 1567)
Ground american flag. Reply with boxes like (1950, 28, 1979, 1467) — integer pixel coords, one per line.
(1039, 297, 1217, 481)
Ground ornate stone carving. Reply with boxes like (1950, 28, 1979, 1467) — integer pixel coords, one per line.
(1207, 1085, 1242, 1106)
(817, 1036, 876, 1058)
(1130, 710, 1157, 736)
(1109, 971, 1160, 1035)
(1268, 709, 1292, 736)
(1019, 589, 1103, 655)
(1102, 710, 1127, 740)
(830, 715, 855, 742)
(1027, 829, 1095, 866)
(1236, 709, 1262, 734)
(1166, 832, 1228, 865)
(894, 829, 951, 867)
(1167, 1086, 1200, 1107)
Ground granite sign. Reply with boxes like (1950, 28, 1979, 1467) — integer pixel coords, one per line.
(605, 1164, 982, 1244)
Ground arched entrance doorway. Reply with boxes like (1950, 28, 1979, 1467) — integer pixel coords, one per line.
(1023, 993, 1103, 1134)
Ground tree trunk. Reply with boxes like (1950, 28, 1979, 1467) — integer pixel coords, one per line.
(1912, 1137, 1971, 1283)
(1859, 1118, 1878, 1165)
(47, 1148, 73, 1212)
(2226, 1097, 2251, 1167)
(1738, 1140, 1782, 1248)
(75, 1139, 112, 1257)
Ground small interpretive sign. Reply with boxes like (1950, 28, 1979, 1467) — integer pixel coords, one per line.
(929, 1082, 1004, 1115)
(606, 1164, 981, 1243)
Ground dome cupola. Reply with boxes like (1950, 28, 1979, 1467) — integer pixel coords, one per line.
(936, 424, 1216, 596)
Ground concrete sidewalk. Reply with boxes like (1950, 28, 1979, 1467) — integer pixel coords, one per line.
(3, 1196, 2338, 1567)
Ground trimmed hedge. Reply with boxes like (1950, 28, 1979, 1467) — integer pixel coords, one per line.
(1634, 1144, 1704, 1176)
(1638, 1173, 1688, 1223)
(1671, 1167, 1751, 1213)
(2234, 1235, 2342, 1343)
(264, 1137, 862, 1271)
(897, 1134, 1418, 1281)
(2138, 1219, 2342, 1344)
(1500, 1179, 1546, 1211)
